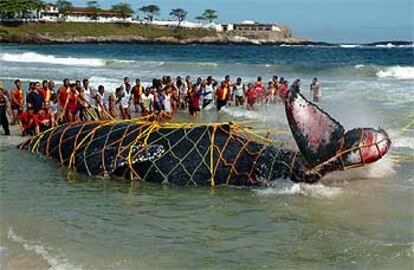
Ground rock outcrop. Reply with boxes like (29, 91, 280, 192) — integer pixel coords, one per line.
(0, 32, 311, 45)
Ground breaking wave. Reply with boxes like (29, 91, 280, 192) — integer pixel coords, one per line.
(7, 227, 80, 270)
(374, 43, 414, 48)
(376, 66, 414, 80)
(0, 52, 133, 67)
(339, 44, 361, 48)
(1, 52, 413, 80)
(255, 181, 342, 198)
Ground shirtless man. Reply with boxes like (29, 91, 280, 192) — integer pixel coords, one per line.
(94, 85, 108, 120)
(245, 83, 256, 111)
(310, 77, 321, 102)
(131, 78, 143, 113)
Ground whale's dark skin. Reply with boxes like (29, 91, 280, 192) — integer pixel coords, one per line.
(19, 90, 391, 186)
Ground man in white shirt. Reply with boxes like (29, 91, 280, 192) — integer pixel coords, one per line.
(202, 76, 215, 109)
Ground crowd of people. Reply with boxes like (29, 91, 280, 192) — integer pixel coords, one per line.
(0, 75, 321, 136)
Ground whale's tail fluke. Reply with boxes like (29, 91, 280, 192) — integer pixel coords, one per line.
(284, 89, 391, 181)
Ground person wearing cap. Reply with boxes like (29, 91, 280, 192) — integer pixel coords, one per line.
(19, 106, 40, 136)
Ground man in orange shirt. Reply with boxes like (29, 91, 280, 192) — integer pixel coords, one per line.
(57, 79, 70, 122)
(215, 81, 230, 111)
(10, 79, 25, 125)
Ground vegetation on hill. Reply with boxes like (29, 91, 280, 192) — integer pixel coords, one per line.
(0, 22, 217, 40)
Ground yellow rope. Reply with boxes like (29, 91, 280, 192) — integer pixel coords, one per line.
(401, 118, 414, 133)
(210, 126, 217, 187)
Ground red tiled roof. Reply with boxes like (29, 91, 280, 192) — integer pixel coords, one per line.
(66, 7, 130, 16)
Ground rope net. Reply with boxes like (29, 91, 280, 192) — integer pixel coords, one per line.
(20, 115, 275, 186)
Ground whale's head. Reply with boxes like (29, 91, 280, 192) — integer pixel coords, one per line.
(339, 128, 391, 169)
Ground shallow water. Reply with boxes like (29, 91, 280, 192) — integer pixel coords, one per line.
(0, 44, 413, 269)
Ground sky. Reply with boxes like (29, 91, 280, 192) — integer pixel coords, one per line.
(69, 0, 413, 43)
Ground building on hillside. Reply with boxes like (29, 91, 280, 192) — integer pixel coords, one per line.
(217, 21, 281, 33)
(62, 7, 132, 22)
(0, 3, 133, 23)
(40, 3, 60, 21)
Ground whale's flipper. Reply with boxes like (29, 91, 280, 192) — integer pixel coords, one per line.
(285, 89, 344, 167)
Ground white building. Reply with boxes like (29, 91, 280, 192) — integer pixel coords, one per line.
(0, 3, 133, 23)
(216, 21, 281, 33)
(40, 3, 60, 21)
(61, 7, 132, 23)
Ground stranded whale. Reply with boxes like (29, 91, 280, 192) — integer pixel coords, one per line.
(19, 89, 391, 186)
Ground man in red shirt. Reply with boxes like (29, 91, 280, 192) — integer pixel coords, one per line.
(10, 79, 24, 125)
(58, 79, 70, 111)
(19, 107, 40, 136)
(254, 76, 265, 104)
(37, 103, 55, 132)
(279, 77, 289, 100)
(245, 83, 257, 111)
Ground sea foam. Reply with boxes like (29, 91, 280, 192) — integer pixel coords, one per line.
(376, 66, 414, 80)
(7, 227, 80, 270)
(255, 181, 342, 198)
(0, 52, 132, 67)
(340, 44, 361, 48)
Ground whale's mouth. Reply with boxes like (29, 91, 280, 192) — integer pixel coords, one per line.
(340, 128, 391, 169)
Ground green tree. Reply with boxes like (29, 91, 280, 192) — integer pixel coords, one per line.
(55, 0, 72, 18)
(138, 4, 160, 21)
(86, 0, 100, 11)
(169, 8, 187, 27)
(111, 2, 134, 19)
(0, 0, 44, 18)
(201, 9, 217, 23)
(194, 15, 205, 23)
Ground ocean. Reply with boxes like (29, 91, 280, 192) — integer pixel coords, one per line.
(0, 43, 413, 269)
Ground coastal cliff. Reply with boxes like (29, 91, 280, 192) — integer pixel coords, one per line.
(0, 22, 310, 45)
